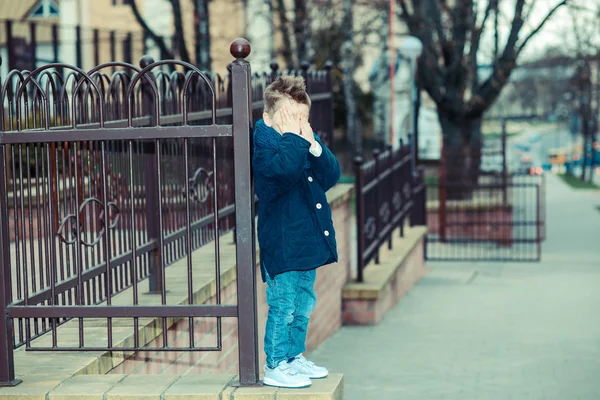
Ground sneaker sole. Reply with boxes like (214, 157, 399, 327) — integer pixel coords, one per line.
(263, 377, 312, 388)
(304, 371, 329, 379)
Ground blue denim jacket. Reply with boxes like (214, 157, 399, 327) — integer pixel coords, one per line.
(252, 123, 341, 282)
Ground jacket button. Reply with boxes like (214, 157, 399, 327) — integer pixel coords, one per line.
(324, 230, 330, 236)
(316, 203, 322, 209)
(308, 176, 313, 182)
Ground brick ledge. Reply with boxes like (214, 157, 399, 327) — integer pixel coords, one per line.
(343, 226, 427, 300)
(342, 225, 427, 325)
(0, 373, 344, 400)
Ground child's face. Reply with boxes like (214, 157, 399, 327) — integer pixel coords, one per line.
(264, 99, 309, 134)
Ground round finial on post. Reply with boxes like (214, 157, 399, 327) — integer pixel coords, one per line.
(301, 61, 310, 71)
(270, 61, 279, 72)
(230, 38, 251, 59)
(353, 156, 364, 166)
(324, 60, 333, 70)
(139, 55, 155, 68)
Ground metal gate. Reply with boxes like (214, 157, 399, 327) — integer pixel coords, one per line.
(425, 173, 545, 262)
(0, 39, 260, 386)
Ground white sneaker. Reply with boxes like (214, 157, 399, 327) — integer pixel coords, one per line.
(263, 360, 312, 388)
(289, 354, 329, 379)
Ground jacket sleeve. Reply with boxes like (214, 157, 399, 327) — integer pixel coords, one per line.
(252, 133, 311, 196)
(309, 135, 341, 192)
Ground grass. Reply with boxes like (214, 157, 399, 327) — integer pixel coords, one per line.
(558, 174, 600, 190)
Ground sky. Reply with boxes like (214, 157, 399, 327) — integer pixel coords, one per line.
(479, 0, 598, 62)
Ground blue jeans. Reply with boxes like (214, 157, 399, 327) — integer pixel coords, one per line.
(264, 269, 317, 369)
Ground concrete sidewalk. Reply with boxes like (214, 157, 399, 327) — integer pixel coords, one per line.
(308, 174, 600, 399)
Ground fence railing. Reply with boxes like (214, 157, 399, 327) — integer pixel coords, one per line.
(354, 138, 426, 282)
(0, 37, 334, 386)
(424, 173, 545, 262)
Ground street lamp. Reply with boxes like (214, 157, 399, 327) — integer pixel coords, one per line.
(398, 35, 423, 173)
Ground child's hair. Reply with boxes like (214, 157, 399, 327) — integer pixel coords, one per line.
(264, 76, 311, 116)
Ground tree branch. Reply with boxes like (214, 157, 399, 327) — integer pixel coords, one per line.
(168, 0, 191, 63)
(126, 0, 174, 59)
(516, 1, 568, 56)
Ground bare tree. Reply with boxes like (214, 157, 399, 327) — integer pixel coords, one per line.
(126, 0, 206, 65)
(397, 0, 568, 185)
(566, 1, 600, 181)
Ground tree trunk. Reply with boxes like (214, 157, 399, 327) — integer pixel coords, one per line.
(276, 0, 294, 68)
(293, 0, 310, 63)
(439, 114, 482, 199)
(195, 0, 211, 70)
(581, 134, 589, 182)
(170, 0, 191, 63)
(340, 0, 360, 157)
(245, 0, 273, 72)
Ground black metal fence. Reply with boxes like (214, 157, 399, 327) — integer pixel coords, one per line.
(425, 173, 545, 262)
(0, 38, 334, 386)
(354, 138, 426, 282)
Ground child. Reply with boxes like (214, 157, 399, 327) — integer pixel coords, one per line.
(252, 76, 341, 388)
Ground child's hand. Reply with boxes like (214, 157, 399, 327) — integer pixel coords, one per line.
(277, 104, 301, 135)
(300, 118, 316, 148)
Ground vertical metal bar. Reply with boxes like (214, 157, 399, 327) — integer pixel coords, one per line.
(212, 136, 222, 349)
(501, 120, 508, 205)
(75, 26, 82, 68)
(231, 46, 259, 386)
(536, 184, 541, 261)
(99, 141, 113, 348)
(17, 146, 29, 345)
(155, 139, 168, 348)
(183, 137, 195, 348)
(29, 22, 37, 71)
(72, 143, 84, 348)
(0, 145, 21, 386)
(354, 157, 365, 283)
(373, 148, 380, 264)
(128, 141, 140, 348)
(45, 143, 58, 348)
(439, 140, 447, 242)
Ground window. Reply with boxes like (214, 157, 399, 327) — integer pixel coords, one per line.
(29, 0, 59, 18)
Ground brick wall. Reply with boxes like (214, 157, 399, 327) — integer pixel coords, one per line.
(342, 228, 427, 326)
(109, 187, 352, 374)
(427, 207, 513, 246)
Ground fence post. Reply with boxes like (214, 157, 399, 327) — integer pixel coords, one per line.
(269, 61, 279, 83)
(354, 156, 365, 283)
(501, 119, 508, 205)
(439, 139, 447, 242)
(230, 39, 259, 386)
(373, 148, 381, 264)
(0, 145, 20, 387)
(386, 144, 393, 250)
(399, 138, 405, 238)
(139, 56, 162, 294)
